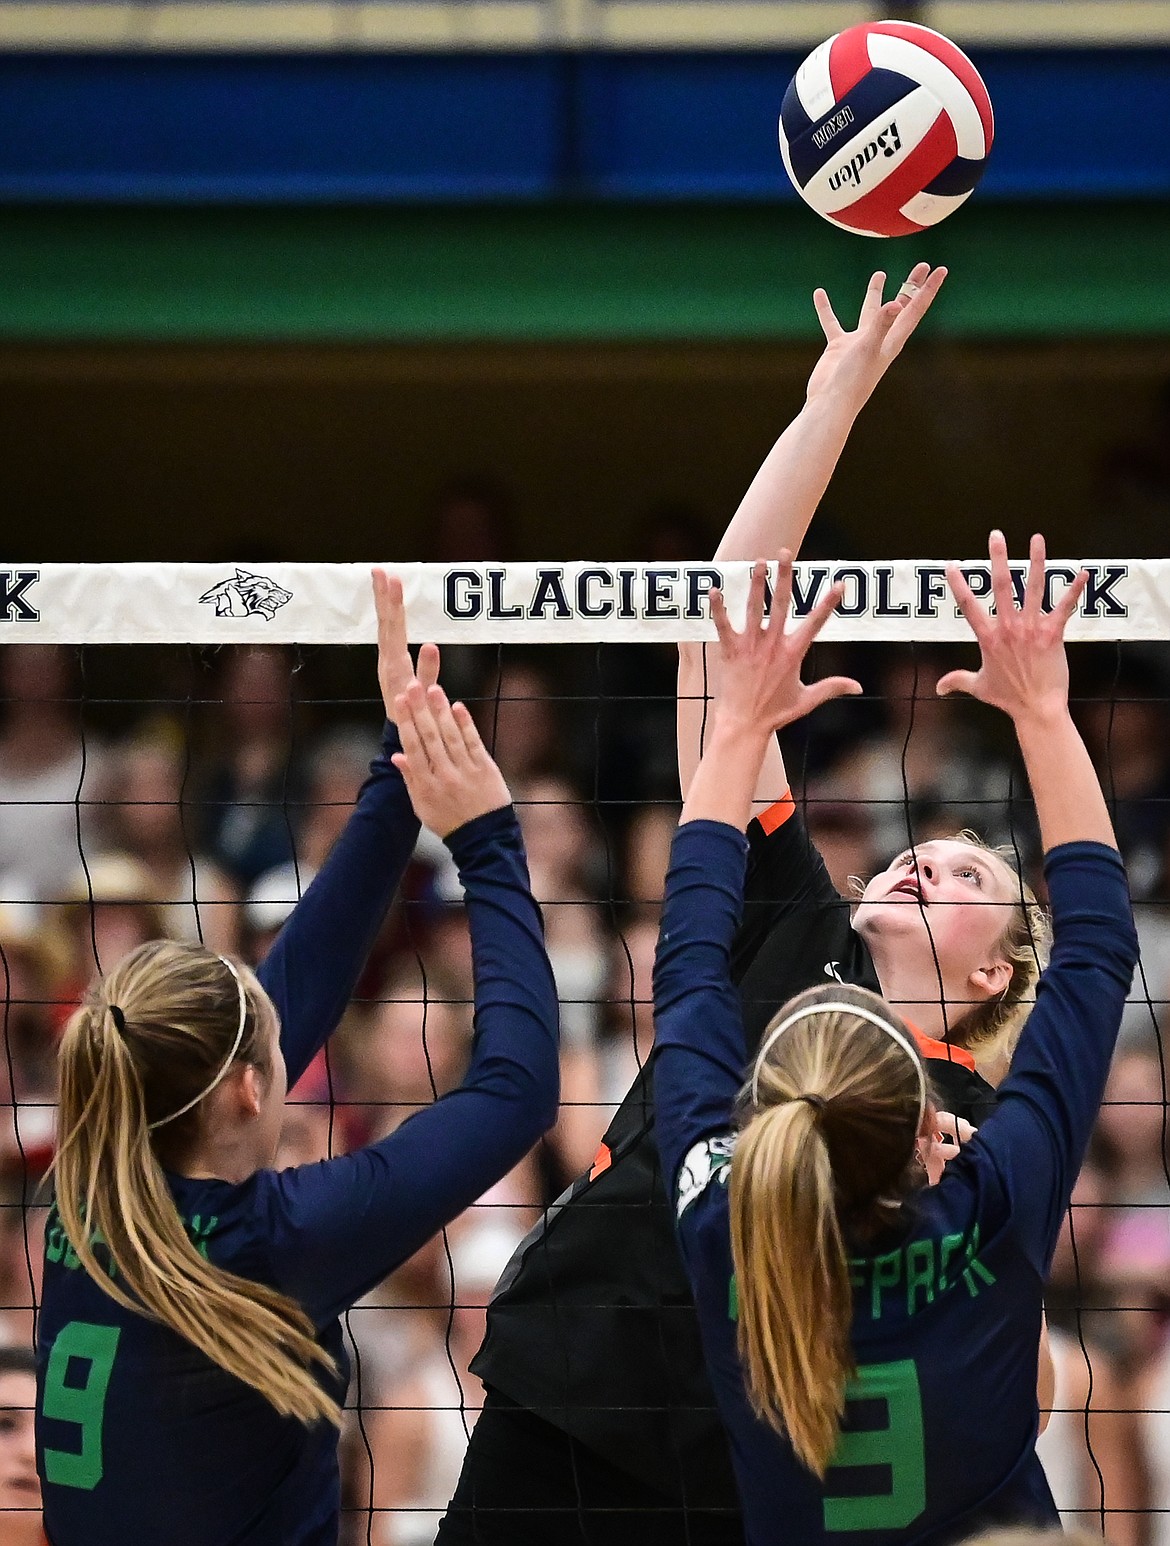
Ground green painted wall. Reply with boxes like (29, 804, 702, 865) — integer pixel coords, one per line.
(3, 202, 1170, 342)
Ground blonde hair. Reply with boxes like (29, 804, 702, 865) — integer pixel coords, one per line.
(54, 939, 340, 1428)
(729, 982, 924, 1478)
(943, 831, 1052, 1058)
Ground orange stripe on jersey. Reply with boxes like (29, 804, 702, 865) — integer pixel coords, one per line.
(756, 791, 795, 836)
(908, 1025, 976, 1072)
(589, 1143, 612, 1181)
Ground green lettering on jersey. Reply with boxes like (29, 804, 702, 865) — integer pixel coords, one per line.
(905, 1239, 935, 1315)
(42, 1321, 121, 1491)
(869, 1252, 901, 1320)
(825, 1359, 926, 1533)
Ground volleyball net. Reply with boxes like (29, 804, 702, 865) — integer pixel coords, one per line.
(1, 558, 1167, 1544)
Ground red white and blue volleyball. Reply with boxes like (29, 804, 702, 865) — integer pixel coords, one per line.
(779, 20, 994, 238)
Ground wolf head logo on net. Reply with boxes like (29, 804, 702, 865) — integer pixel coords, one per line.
(200, 569, 292, 622)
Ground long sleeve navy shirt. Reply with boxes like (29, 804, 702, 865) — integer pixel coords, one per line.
(37, 730, 560, 1546)
(653, 820, 1138, 1546)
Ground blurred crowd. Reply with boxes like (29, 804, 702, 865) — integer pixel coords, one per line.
(1, 501, 1170, 1544)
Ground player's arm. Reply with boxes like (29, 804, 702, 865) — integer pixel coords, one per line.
(677, 264, 946, 810)
(655, 558, 857, 1191)
(937, 534, 1139, 1266)
(261, 686, 560, 1326)
(255, 572, 436, 1088)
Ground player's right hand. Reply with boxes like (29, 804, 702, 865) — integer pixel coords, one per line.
(805, 262, 947, 414)
(372, 569, 440, 725)
(708, 553, 861, 738)
(391, 681, 512, 838)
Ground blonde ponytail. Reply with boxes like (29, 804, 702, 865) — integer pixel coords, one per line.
(729, 983, 925, 1478)
(729, 1098, 851, 1475)
(54, 940, 341, 1429)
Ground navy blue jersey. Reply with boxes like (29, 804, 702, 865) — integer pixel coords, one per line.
(654, 820, 1138, 1546)
(37, 790, 559, 1546)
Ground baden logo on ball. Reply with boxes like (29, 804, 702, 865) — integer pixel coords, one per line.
(779, 19, 994, 238)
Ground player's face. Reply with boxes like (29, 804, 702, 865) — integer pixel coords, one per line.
(853, 841, 1016, 993)
(0, 1372, 39, 1523)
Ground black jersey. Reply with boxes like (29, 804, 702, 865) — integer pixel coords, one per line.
(474, 797, 997, 1499)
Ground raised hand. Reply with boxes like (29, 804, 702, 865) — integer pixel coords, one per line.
(919, 1112, 976, 1187)
(805, 263, 947, 415)
(373, 569, 440, 725)
(391, 682, 511, 838)
(937, 532, 1088, 725)
(709, 553, 862, 738)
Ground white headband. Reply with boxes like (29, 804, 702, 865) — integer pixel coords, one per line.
(148, 955, 250, 1132)
(750, 1000, 927, 1120)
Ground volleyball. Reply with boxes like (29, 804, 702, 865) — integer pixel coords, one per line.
(778, 19, 994, 238)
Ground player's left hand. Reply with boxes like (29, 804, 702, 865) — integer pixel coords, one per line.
(392, 682, 512, 838)
(708, 553, 862, 737)
(805, 263, 947, 415)
(919, 1111, 976, 1186)
(373, 569, 440, 725)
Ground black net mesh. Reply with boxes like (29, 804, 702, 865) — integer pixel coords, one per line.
(0, 633, 1166, 1543)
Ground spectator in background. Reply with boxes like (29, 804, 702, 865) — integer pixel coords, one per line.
(369, 1216, 525, 1546)
(623, 801, 677, 912)
(0, 1175, 43, 1352)
(1038, 1165, 1144, 1546)
(0, 1347, 41, 1546)
(514, 775, 608, 1186)
(815, 646, 1019, 860)
(597, 913, 659, 1119)
(1092, 380, 1170, 559)
(0, 647, 104, 904)
(0, 900, 68, 1118)
(1095, 1046, 1170, 1290)
(423, 476, 516, 704)
(1132, 1299, 1170, 1546)
(241, 728, 385, 965)
(804, 797, 879, 901)
(102, 736, 238, 955)
(1078, 652, 1170, 902)
(198, 646, 303, 888)
(275, 1052, 336, 1171)
(472, 660, 560, 788)
(50, 856, 167, 1027)
(427, 476, 515, 566)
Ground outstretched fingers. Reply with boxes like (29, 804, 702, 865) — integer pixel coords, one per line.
(451, 700, 486, 763)
(417, 641, 441, 691)
(1023, 533, 1047, 616)
(393, 688, 431, 772)
(813, 287, 843, 342)
(936, 668, 980, 699)
(801, 674, 863, 713)
(373, 569, 405, 656)
(988, 529, 1017, 619)
(427, 684, 469, 767)
(857, 270, 888, 325)
(790, 579, 846, 655)
(1051, 567, 1089, 630)
(884, 265, 947, 352)
(945, 562, 989, 638)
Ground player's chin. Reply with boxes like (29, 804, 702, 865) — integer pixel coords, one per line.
(0, 1474, 40, 1507)
(854, 897, 929, 934)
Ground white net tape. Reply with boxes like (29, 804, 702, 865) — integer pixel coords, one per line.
(0, 558, 1146, 645)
